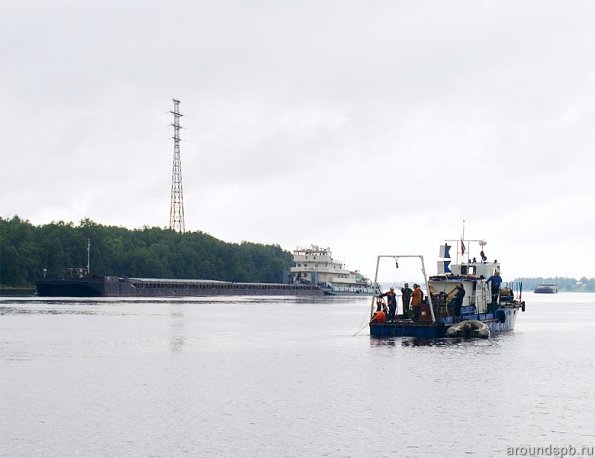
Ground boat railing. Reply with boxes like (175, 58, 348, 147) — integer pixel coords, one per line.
(370, 254, 435, 323)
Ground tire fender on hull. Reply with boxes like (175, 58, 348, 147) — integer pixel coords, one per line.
(496, 310, 506, 323)
(446, 320, 490, 339)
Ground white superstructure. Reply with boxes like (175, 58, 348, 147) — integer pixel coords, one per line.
(290, 245, 376, 295)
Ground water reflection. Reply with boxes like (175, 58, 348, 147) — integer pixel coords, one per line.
(169, 310, 186, 352)
(0, 306, 101, 316)
(401, 337, 461, 347)
(369, 335, 504, 347)
(369, 336, 469, 347)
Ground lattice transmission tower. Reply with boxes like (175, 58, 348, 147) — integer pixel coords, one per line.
(169, 98, 185, 233)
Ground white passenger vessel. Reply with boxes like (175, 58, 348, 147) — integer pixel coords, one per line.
(290, 245, 378, 295)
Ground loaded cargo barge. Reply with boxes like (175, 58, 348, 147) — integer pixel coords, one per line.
(36, 275, 324, 297)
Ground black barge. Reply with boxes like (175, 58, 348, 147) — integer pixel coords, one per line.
(36, 275, 324, 297)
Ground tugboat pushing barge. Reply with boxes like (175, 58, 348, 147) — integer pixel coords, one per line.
(35, 241, 323, 297)
(369, 239, 525, 338)
(290, 245, 377, 296)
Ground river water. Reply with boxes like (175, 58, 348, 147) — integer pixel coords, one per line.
(1, 292, 594, 457)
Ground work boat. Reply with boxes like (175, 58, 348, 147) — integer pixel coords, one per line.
(369, 239, 526, 338)
(291, 245, 378, 296)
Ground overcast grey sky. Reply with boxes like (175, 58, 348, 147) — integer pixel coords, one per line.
(2, 0, 594, 280)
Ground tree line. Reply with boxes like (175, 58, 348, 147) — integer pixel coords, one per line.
(0, 216, 293, 287)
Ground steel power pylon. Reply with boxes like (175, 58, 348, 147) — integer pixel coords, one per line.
(169, 98, 185, 233)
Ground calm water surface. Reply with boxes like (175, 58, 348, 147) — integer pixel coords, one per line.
(1, 293, 595, 457)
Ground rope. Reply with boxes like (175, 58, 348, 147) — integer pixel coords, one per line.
(352, 310, 372, 336)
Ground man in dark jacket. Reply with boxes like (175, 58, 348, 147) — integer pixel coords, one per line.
(449, 283, 466, 318)
(379, 287, 397, 320)
(401, 283, 413, 316)
(486, 271, 502, 305)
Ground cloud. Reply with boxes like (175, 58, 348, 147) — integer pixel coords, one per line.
(2, 0, 595, 279)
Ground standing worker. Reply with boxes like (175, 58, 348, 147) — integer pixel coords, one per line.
(411, 284, 423, 320)
(486, 271, 502, 305)
(401, 283, 413, 317)
(449, 283, 466, 318)
(378, 287, 398, 320)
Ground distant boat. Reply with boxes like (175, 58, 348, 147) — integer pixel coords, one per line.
(534, 284, 558, 294)
(290, 245, 378, 296)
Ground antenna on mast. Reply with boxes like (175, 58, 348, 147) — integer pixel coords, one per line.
(460, 219, 466, 259)
(169, 98, 185, 233)
(87, 238, 91, 273)
(462, 219, 465, 241)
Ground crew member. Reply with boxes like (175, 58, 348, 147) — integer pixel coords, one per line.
(401, 283, 413, 317)
(486, 271, 502, 305)
(449, 283, 465, 318)
(411, 284, 423, 320)
(378, 287, 397, 320)
(371, 309, 386, 323)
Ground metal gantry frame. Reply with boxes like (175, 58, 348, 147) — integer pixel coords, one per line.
(169, 98, 185, 233)
(369, 254, 435, 323)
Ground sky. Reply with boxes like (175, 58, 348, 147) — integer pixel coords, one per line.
(1, 0, 594, 281)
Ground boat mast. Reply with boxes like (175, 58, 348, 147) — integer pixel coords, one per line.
(461, 219, 465, 262)
(445, 238, 486, 263)
(87, 238, 91, 274)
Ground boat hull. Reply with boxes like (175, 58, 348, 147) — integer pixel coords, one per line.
(36, 278, 105, 297)
(534, 283, 558, 294)
(534, 288, 557, 294)
(370, 306, 522, 338)
(36, 276, 325, 298)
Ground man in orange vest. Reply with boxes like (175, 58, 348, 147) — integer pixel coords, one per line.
(371, 309, 386, 323)
(411, 284, 423, 320)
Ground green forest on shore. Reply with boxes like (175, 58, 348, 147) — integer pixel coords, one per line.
(0, 216, 292, 287)
(1, 216, 594, 291)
